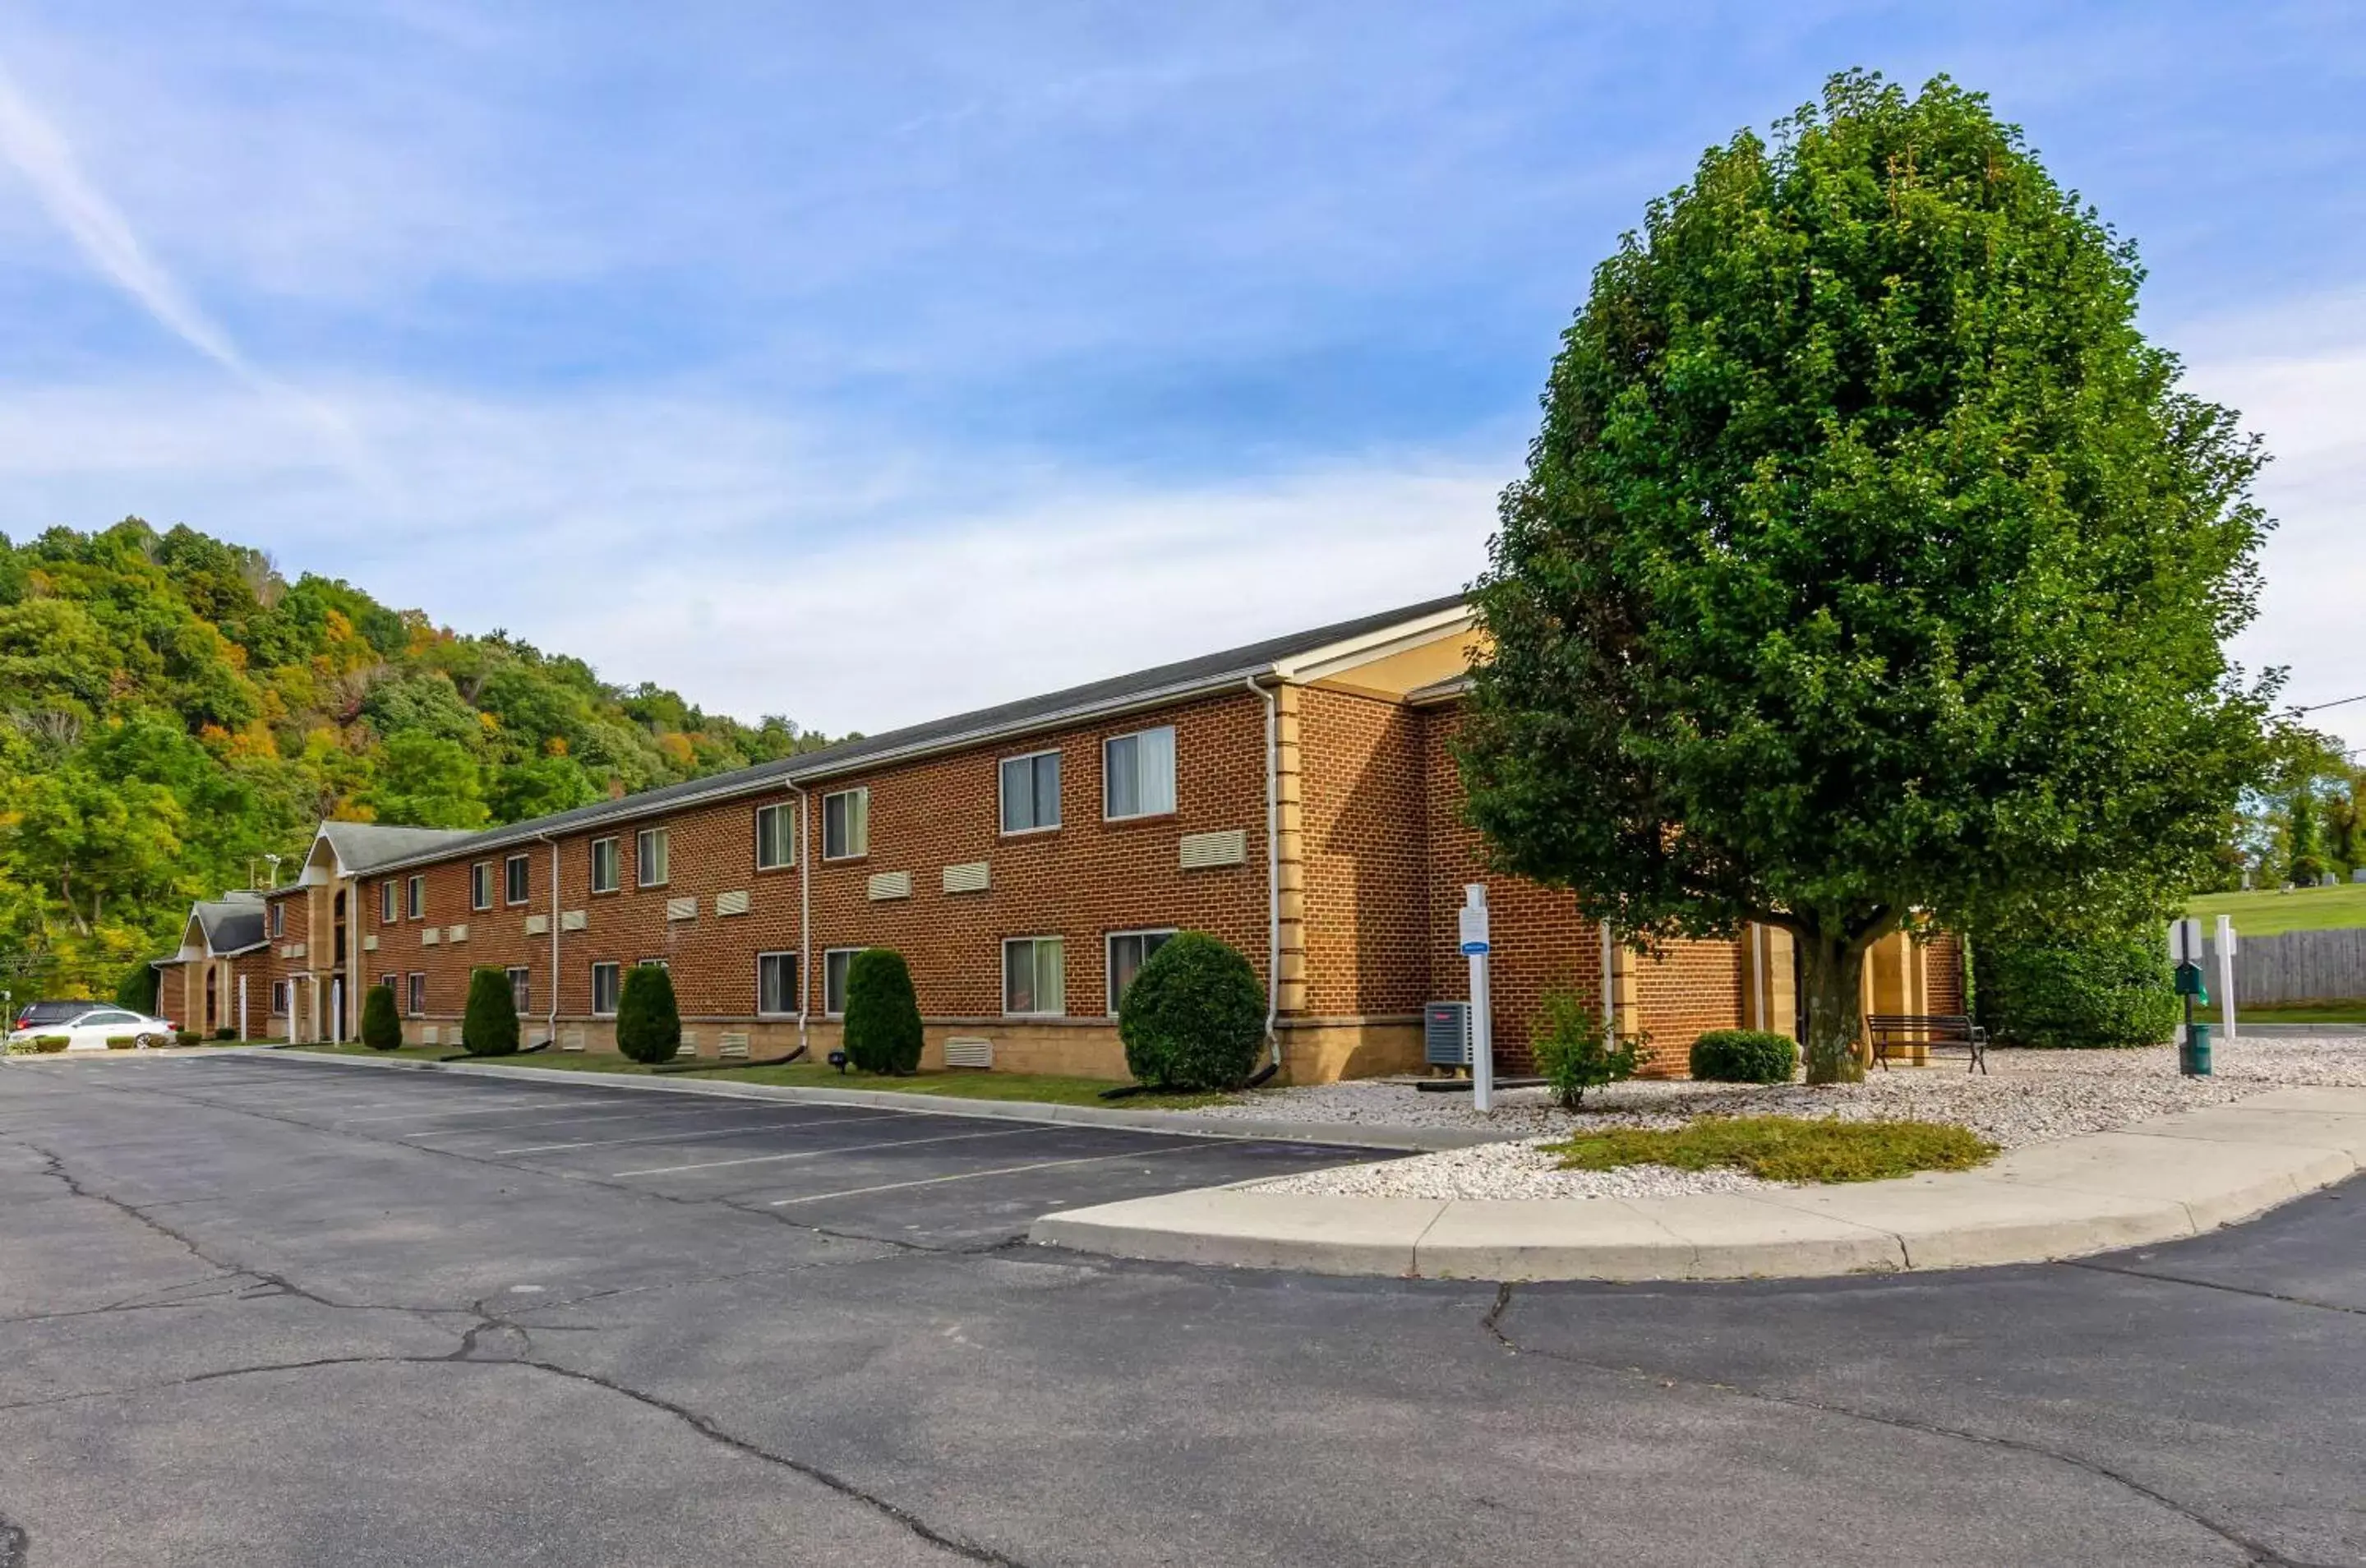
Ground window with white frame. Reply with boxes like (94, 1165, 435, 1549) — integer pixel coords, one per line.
(1102, 726, 1176, 819)
(470, 862, 494, 911)
(379, 973, 395, 992)
(270, 901, 284, 938)
(636, 827, 670, 888)
(999, 749, 1062, 834)
(1003, 936, 1066, 1017)
(755, 802, 797, 870)
(822, 948, 859, 1016)
(270, 980, 289, 1015)
(381, 882, 397, 923)
(822, 789, 869, 860)
(406, 973, 426, 1016)
(589, 837, 620, 894)
(505, 853, 530, 905)
(589, 962, 621, 1016)
(506, 966, 530, 1015)
(638, 957, 667, 971)
(1105, 929, 1177, 1014)
(405, 875, 425, 920)
(758, 951, 798, 1016)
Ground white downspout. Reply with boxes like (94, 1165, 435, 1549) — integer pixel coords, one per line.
(788, 782, 810, 1056)
(537, 832, 560, 1046)
(1247, 676, 1281, 1070)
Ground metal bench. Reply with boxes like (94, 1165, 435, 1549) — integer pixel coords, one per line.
(1867, 1013, 1988, 1074)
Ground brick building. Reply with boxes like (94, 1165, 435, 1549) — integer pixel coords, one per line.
(164, 597, 1959, 1080)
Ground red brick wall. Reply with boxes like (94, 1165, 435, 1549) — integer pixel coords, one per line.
(1298, 687, 1428, 1017)
(1926, 931, 1966, 1015)
(1630, 938, 1748, 1074)
(362, 690, 1271, 1031)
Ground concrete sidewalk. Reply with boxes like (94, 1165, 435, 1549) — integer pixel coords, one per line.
(1031, 1086, 2366, 1281)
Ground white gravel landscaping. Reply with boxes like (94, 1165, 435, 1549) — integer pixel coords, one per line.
(1225, 1032, 2366, 1202)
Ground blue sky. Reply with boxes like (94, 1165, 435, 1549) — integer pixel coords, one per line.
(0, 1, 2359, 746)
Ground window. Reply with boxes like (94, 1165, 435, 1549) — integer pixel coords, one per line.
(758, 951, 799, 1016)
(1103, 726, 1177, 819)
(822, 789, 869, 860)
(755, 802, 798, 869)
(590, 962, 621, 1016)
(505, 854, 530, 906)
(379, 973, 395, 991)
(589, 837, 620, 894)
(999, 749, 1062, 834)
(470, 862, 494, 911)
(506, 966, 530, 1015)
(270, 980, 288, 1015)
(1106, 929, 1177, 1014)
(270, 901, 284, 938)
(638, 957, 668, 971)
(823, 948, 859, 1016)
(636, 827, 670, 888)
(380, 882, 397, 923)
(1003, 936, 1067, 1017)
(406, 973, 425, 1016)
(405, 875, 425, 920)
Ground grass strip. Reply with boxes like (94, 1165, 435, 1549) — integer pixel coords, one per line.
(1547, 1114, 1997, 1184)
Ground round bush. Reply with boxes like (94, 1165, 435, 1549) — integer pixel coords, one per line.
(1119, 932, 1266, 1091)
(842, 949, 923, 1075)
(360, 983, 404, 1051)
(1689, 1028, 1798, 1084)
(616, 964, 682, 1065)
(105, 1035, 136, 1051)
(463, 966, 520, 1057)
(1975, 927, 2181, 1049)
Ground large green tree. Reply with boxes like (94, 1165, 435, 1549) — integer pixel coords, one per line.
(1460, 72, 2274, 1083)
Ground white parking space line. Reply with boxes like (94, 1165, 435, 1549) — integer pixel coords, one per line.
(611, 1124, 1043, 1178)
(336, 1100, 614, 1124)
(763, 1140, 1223, 1206)
(399, 1104, 794, 1140)
(496, 1110, 909, 1155)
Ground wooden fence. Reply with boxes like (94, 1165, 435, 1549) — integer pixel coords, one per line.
(2203, 928, 2366, 1005)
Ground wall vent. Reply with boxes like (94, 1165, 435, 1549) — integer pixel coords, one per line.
(560, 1026, 585, 1053)
(524, 914, 549, 936)
(942, 860, 991, 895)
(943, 1035, 994, 1069)
(715, 889, 750, 917)
(666, 897, 697, 922)
(446, 924, 468, 943)
(420, 927, 440, 946)
(1178, 829, 1248, 869)
(677, 1029, 699, 1057)
(560, 910, 588, 932)
(362, 934, 378, 952)
(868, 869, 912, 902)
(718, 1031, 750, 1058)
(419, 1026, 440, 1045)
(290, 942, 307, 959)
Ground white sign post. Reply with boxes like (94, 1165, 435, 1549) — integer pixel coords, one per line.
(2216, 915, 2238, 1043)
(238, 975, 247, 1045)
(1459, 884, 1493, 1114)
(330, 977, 344, 1045)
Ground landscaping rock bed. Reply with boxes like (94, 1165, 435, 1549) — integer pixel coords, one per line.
(1227, 1034, 2366, 1202)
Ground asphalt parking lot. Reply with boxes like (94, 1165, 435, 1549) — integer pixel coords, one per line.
(4, 1050, 2363, 1568)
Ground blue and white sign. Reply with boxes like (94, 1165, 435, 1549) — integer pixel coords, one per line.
(1460, 939, 1490, 957)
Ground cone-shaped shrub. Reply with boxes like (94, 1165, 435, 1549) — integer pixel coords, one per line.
(1119, 932, 1265, 1091)
(463, 966, 520, 1057)
(616, 964, 681, 1064)
(360, 983, 403, 1051)
(842, 948, 923, 1075)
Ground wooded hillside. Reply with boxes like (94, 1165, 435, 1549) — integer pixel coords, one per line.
(0, 519, 836, 998)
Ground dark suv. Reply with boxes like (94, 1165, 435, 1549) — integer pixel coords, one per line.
(12, 1000, 100, 1031)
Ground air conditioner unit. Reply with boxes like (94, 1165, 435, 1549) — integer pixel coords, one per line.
(1423, 1001, 1472, 1068)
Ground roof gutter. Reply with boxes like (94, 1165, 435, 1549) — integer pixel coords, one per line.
(1246, 674, 1282, 1071)
(533, 830, 560, 1048)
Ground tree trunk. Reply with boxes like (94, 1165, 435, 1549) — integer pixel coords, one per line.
(1799, 932, 1867, 1085)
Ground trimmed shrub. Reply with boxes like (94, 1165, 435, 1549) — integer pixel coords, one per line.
(212, 1026, 237, 1042)
(1119, 932, 1266, 1091)
(34, 1035, 70, 1054)
(1976, 926, 2181, 1049)
(463, 967, 521, 1057)
(1532, 988, 1643, 1109)
(842, 949, 923, 1075)
(1690, 1028, 1798, 1084)
(174, 1030, 201, 1048)
(615, 964, 682, 1065)
(105, 1035, 136, 1050)
(359, 984, 404, 1052)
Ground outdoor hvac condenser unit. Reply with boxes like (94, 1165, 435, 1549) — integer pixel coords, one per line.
(1423, 1001, 1473, 1068)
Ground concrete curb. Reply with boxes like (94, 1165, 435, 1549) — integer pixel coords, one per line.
(224, 1047, 1512, 1153)
(1029, 1086, 2366, 1282)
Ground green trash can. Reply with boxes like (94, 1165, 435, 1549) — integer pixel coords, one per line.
(2180, 1022, 2212, 1077)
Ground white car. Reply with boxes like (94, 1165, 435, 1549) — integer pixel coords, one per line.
(6, 1008, 178, 1053)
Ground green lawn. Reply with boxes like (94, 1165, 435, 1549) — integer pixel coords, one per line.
(2185, 882, 2366, 938)
(283, 1043, 1227, 1108)
(2232, 1002, 2366, 1025)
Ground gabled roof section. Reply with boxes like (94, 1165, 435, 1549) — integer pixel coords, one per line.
(179, 892, 269, 958)
(351, 593, 1471, 875)
(301, 821, 477, 883)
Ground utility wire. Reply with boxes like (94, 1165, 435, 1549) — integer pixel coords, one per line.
(2298, 693, 2366, 714)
